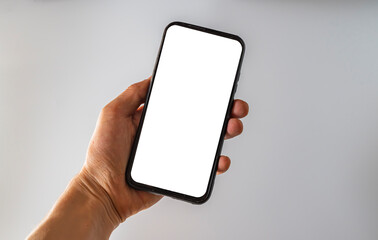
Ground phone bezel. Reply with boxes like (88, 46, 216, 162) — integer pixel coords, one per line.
(126, 21, 245, 204)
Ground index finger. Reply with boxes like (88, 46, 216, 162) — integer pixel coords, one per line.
(109, 77, 151, 117)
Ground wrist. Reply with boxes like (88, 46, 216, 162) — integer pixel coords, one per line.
(28, 171, 122, 240)
(74, 169, 123, 229)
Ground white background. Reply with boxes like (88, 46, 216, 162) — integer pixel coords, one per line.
(0, 0, 378, 239)
(131, 25, 242, 198)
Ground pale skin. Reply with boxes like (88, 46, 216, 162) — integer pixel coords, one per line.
(28, 77, 249, 240)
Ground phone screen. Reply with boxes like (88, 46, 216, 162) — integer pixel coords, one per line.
(129, 23, 243, 199)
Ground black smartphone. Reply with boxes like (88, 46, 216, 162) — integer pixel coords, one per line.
(126, 21, 245, 204)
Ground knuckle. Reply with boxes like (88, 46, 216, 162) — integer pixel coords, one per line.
(102, 102, 121, 116)
(126, 83, 144, 100)
(126, 83, 140, 93)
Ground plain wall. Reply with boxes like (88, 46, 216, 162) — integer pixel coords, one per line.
(1, 0, 377, 239)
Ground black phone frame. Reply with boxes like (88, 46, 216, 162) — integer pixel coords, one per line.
(126, 21, 245, 204)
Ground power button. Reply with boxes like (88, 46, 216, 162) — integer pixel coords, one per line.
(233, 82, 238, 95)
(236, 71, 241, 81)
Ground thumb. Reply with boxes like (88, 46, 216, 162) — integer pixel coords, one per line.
(110, 77, 151, 116)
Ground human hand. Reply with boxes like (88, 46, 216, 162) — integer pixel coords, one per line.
(81, 76, 249, 223)
(28, 76, 249, 240)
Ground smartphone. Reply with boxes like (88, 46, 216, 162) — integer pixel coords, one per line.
(126, 21, 245, 204)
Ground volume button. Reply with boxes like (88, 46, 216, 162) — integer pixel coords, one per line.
(233, 82, 238, 94)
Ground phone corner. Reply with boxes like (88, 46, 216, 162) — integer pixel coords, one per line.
(164, 21, 183, 32)
(190, 191, 213, 205)
(125, 168, 136, 187)
(233, 35, 246, 53)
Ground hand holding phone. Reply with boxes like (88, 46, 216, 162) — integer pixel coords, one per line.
(27, 22, 248, 239)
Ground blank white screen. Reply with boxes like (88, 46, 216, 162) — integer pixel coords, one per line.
(131, 24, 242, 198)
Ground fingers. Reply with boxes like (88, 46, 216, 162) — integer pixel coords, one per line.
(217, 155, 231, 175)
(225, 118, 243, 139)
(224, 99, 248, 139)
(104, 77, 247, 140)
(231, 99, 249, 118)
(218, 101, 248, 174)
(104, 77, 151, 117)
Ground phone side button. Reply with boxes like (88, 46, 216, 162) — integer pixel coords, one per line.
(233, 82, 238, 94)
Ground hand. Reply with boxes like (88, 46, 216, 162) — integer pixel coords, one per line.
(84, 77, 249, 219)
(82, 76, 249, 221)
(28, 77, 249, 240)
